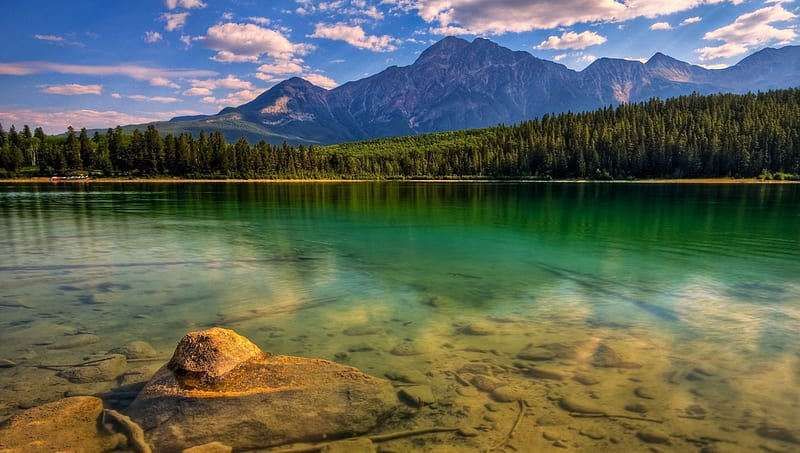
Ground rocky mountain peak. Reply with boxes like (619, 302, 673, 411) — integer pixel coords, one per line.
(150, 37, 800, 146)
(414, 36, 471, 65)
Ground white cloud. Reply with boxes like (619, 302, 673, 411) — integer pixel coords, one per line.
(696, 42, 749, 60)
(295, 1, 385, 20)
(34, 34, 64, 43)
(188, 75, 254, 90)
(214, 74, 254, 89)
(248, 16, 271, 25)
(200, 89, 262, 107)
(162, 12, 189, 32)
(680, 16, 702, 26)
(696, 4, 797, 60)
(303, 73, 338, 89)
(362, 6, 384, 20)
(535, 31, 607, 50)
(144, 31, 164, 43)
(209, 51, 258, 63)
(203, 22, 311, 62)
(551, 51, 598, 68)
(410, 0, 740, 35)
(309, 23, 399, 51)
(428, 25, 471, 35)
(699, 62, 730, 69)
(254, 73, 282, 82)
(0, 109, 172, 134)
(180, 35, 192, 48)
(296, 1, 345, 15)
(187, 79, 216, 90)
(183, 87, 213, 96)
(149, 76, 180, 89)
(41, 84, 103, 95)
(165, 0, 206, 9)
(125, 94, 182, 103)
(650, 22, 673, 30)
(111, 93, 122, 99)
(33, 33, 83, 47)
(257, 60, 305, 74)
(0, 61, 216, 81)
(253, 57, 338, 89)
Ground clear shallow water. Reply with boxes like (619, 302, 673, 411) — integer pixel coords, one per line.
(0, 182, 798, 451)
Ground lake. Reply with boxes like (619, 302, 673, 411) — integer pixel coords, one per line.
(1, 182, 798, 451)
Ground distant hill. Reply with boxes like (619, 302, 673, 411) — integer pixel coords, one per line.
(118, 37, 800, 145)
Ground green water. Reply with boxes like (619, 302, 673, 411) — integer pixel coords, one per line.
(1, 182, 799, 451)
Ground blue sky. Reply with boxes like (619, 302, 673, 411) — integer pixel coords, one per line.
(1, 0, 798, 133)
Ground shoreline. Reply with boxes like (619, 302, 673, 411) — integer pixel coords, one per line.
(3, 177, 798, 184)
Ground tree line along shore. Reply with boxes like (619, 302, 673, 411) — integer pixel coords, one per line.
(2, 89, 799, 181)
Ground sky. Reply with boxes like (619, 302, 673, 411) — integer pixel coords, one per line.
(0, 0, 798, 134)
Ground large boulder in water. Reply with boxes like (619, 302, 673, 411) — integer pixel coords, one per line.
(126, 327, 398, 452)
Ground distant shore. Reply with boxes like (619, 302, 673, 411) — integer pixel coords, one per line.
(3, 177, 798, 184)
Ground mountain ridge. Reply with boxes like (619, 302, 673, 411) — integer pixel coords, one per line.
(118, 37, 800, 145)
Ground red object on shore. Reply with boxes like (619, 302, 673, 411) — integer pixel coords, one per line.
(50, 175, 88, 182)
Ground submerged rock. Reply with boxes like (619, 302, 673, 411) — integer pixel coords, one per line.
(572, 374, 600, 385)
(111, 341, 158, 360)
(682, 404, 707, 419)
(624, 402, 649, 413)
(0, 396, 123, 452)
(756, 423, 800, 444)
(57, 354, 128, 384)
(459, 322, 495, 336)
(384, 369, 427, 384)
(491, 385, 524, 403)
(517, 344, 556, 361)
(399, 385, 436, 407)
(634, 386, 657, 400)
(343, 326, 385, 336)
(457, 363, 491, 376)
(536, 412, 571, 426)
(590, 343, 642, 369)
(537, 341, 590, 360)
(470, 375, 504, 392)
(126, 327, 397, 453)
(182, 442, 233, 453)
(522, 365, 566, 381)
(580, 427, 606, 440)
(47, 333, 100, 350)
(0, 359, 17, 368)
(637, 427, 671, 444)
(558, 395, 604, 414)
(348, 343, 377, 353)
(456, 386, 479, 397)
(390, 341, 427, 356)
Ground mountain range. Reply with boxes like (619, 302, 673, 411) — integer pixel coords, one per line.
(124, 37, 800, 145)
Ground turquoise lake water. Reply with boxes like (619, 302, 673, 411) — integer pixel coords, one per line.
(0, 182, 798, 451)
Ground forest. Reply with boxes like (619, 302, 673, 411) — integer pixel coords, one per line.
(1, 89, 799, 180)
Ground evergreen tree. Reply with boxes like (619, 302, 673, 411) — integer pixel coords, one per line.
(79, 128, 94, 170)
(64, 126, 81, 170)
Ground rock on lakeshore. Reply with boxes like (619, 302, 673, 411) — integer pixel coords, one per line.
(126, 327, 398, 452)
(0, 396, 123, 453)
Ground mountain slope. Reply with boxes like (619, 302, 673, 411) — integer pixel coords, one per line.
(127, 38, 800, 145)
